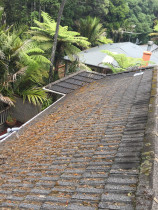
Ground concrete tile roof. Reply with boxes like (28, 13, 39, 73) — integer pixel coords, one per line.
(45, 71, 106, 95)
(0, 69, 155, 209)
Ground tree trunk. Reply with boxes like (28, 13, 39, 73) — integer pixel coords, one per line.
(31, 2, 33, 26)
(64, 61, 68, 77)
(43, 4, 46, 12)
(34, 0, 36, 11)
(25, 0, 28, 25)
(39, 0, 41, 21)
(49, 0, 67, 83)
(54, 59, 60, 81)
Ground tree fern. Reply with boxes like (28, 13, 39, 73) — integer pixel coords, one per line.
(29, 11, 90, 81)
(102, 50, 146, 73)
(29, 12, 90, 50)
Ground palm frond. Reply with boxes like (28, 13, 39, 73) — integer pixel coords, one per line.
(21, 87, 47, 105)
(78, 16, 112, 46)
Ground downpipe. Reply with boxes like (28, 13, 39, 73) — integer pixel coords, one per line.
(0, 127, 20, 140)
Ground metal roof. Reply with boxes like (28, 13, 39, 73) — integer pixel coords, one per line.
(64, 42, 158, 68)
(140, 43, 158, 52)
(44, 70, 106, 95)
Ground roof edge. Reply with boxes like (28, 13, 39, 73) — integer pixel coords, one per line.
(106, 65, 156, 77)
(0, 94, 66, 144)
(136, 67, 157, 209)
(44, 70, 106, 89)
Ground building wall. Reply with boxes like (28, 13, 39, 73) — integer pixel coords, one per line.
(11, 97, 41, 123)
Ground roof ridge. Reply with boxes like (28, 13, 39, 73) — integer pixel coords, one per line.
(106, 65, 155, 77)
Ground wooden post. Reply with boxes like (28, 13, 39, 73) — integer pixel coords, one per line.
(64, 61, 68, 76)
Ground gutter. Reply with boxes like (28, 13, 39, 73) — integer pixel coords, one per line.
(136, 67, 157, 209)
(0, 88, 66, 143)
(43, 87, 65, 96)
(0, 127, 20, 140)
(152, 67, 158, 209)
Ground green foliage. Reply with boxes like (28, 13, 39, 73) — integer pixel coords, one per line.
(0, 11, 49, 106)
(1, 0, 158, 44)
(141, 151, 154, 176)
(106, 0, 129, 29)
(41, 96, 54, 110)
(62, 0, 109, 28)
(102, 50, 145, 73)
(0, 0, 157, 82)
(151, 0, 158, 18)
(0, 28, 50, 86)
(104, 0, 129, 41)
(20, 87, 47, 105)
(77, 16, 112, 47)
(1, 0, 110, 28)
(149, 23, 158, 42)
(29, 12, 90, 51)
(67, 60, 91, 75)
(29, 11, 90, 80)
(126, 0, 156, 43)
(2, 0, 29, 25)
(11, 62, 48, 106)
(1, 0, 60, 26)
(0, 6, 3, 21)
(6, 114, 15, 123)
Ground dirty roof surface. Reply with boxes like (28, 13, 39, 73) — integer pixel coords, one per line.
(45, 71, 106, 95)
(0, 69, 153, 209)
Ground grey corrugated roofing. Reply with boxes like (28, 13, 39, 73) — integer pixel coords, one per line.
(64, 42, 158, 68)
(45, 70, 106, 95)
(0, 68, 155, 209)
(140, 43, 158, 52)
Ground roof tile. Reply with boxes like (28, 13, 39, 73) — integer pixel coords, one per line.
(0, 69, 154, 209)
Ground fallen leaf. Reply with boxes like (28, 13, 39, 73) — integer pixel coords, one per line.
(154, 197, 158, 204)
